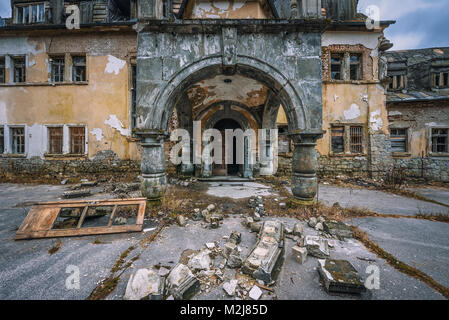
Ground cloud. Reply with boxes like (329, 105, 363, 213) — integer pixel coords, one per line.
(0, 1, 11, 18)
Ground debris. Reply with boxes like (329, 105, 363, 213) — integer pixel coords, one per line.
(229, 231, 241, 245)
(253, 212, 261, 222)
(158, 267, 171, 277)
(207, 204, 216, 212)
(62, 189, 91, 199)
(315, 222, 324, 231)
(227, 252, 243, 268)
(223, 279, 238, 296)
(308, 217, 317, 228)
(356, 256, 376, 262)
(205, 242, 216, 250)
(279, 202, 287, 209)
(166, 264, 200, 300)
(245, 216, 254, 227)
(248, 285, 263, 300)
(293, 223, 303, 237)
(318, 259, 366, 294)
(323, 221, 354, 239)
(177, 215, 186, 227)
(210, 214, 220, 229)
(143, 227, 156, 233)
(81, 181, 97, 187)
(124, 268, 165, 300)
(292, 246, 307, 264)
(187, 250, 212, 271)
(61, 179, 68, 185)
(114, 217, 127, 225)
(250, 222, 262, 233)
(305, 236, 330, 259)
(242, 220, 284, 284)
(224, 242, 237, 258)
(284, 226, 293, 235)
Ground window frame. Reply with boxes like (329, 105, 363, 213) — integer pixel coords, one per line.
(389, 74, 406, 91)
(330, 53, 344, 81)
(390, 127, 410, 155)
(12, 56, 26, 83)
(10, 126, 26, 155)
(71, 55, 87, 82)
(50, 56, 65, 83)
(0, 56, 5, 84)
(14, 3, 45, 24)
(349, 53, 362, 81)
(429, 127, 449, 155)
(330, 124, 366, 156)
(433, 71, 449, 89)
(47, 126, 64, 155)
(69, 126, 86, 155)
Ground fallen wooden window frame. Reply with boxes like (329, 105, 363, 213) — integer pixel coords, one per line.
(14, 198, 146, 240)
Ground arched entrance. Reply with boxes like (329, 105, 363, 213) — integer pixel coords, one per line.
(212, 118, 241, 176)
(135, 24, 325, 204)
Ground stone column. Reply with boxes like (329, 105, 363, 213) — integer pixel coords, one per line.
(139, 130, 168, 201)
(290, 131, 323, 205)
(180, 138, 194, 176)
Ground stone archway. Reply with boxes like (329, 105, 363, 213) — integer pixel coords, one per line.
(135, 22, 325, 204)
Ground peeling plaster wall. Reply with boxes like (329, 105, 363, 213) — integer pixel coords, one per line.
(0, 32, 139, 162)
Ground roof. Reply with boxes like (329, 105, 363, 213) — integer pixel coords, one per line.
(386, 47, 449, 103)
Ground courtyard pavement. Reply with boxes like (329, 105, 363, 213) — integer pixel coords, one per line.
(0, 182, 447, 300)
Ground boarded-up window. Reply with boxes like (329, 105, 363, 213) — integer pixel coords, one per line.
(350, 126, 363, 154)
(331, 126, 344, 153)
(432, 128, 448, 153)
(349, 54, 362, 80)
(13, 57, 26, 83)
(0, 127, 4, 153)
(0, 57, 5, 83)
(51, 57, 65, 82)
(11, 127, 25, 154)
(48, 127, 63, 154)
(72, 56, 86, 82)
(390, 128, 407, 153)
(331, 54, 343, 80)
(70, 127, 85, 154)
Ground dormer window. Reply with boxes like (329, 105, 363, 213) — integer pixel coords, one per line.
(389, 75, 405, 90)
(15, 3, 45, 24)
(433, 72, 449, 88)
(387, 60, 407, 91)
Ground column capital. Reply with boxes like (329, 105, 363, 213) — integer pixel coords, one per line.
(136, 129, 169, 145)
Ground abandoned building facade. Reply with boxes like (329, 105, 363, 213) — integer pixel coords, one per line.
(0, 0, 448, 202)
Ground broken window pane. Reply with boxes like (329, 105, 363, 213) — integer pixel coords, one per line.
(349, 54, 361, 81)
(0, 127, 4, 154)
(331, 54, 343, 80)
(432, 128, 448, 153)
(48, 127, 63, 154)
(11, 127, 25, 154)
(13, 57, 26, 83)
(0, 57, 5, 83)
(350, 126, 363, 154)
(51, 57, 65, 82)
(111, 205, 139, 226)
(390, 128, 407, 153)
(70, 126, 85, 154)
(72, 56, 86, 82)
(80, 206, 115, 228)
(52, 207, 83, 229)
(331, 126, 344, 153)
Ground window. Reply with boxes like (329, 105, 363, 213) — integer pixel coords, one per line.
(48, 127, 63, 154)
(390, 128, 408, 153)
(330, 125, 364, 154)
(389, 75, 405, 90)
(431, 128, 448, 153)
(15, 3, 45, 24)
(331, 54, 343, 80)
(0, 127, 4, 154)
(350, 126, 363, 153)
(13, 57, 26, 83)
(331, 126, 344, 153)
(433, 72, 449, 88)
(11, 127, 25, 154)
(50, 57, 65, 82)
(0, 57, 5, 83)
(70, 127, 85, 154)
(349, 54, 361, 81)
(72, 56, 86, 82)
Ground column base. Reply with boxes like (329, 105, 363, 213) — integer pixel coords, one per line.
(141, 173, 167, 201)
(289, 197, 317, 207)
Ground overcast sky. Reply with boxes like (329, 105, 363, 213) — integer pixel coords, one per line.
(1, 0, 448, 50)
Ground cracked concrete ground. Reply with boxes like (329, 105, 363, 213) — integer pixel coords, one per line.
(0, 182, 447, 300)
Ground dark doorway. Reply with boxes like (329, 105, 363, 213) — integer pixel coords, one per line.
(213, 118, 242, 176)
